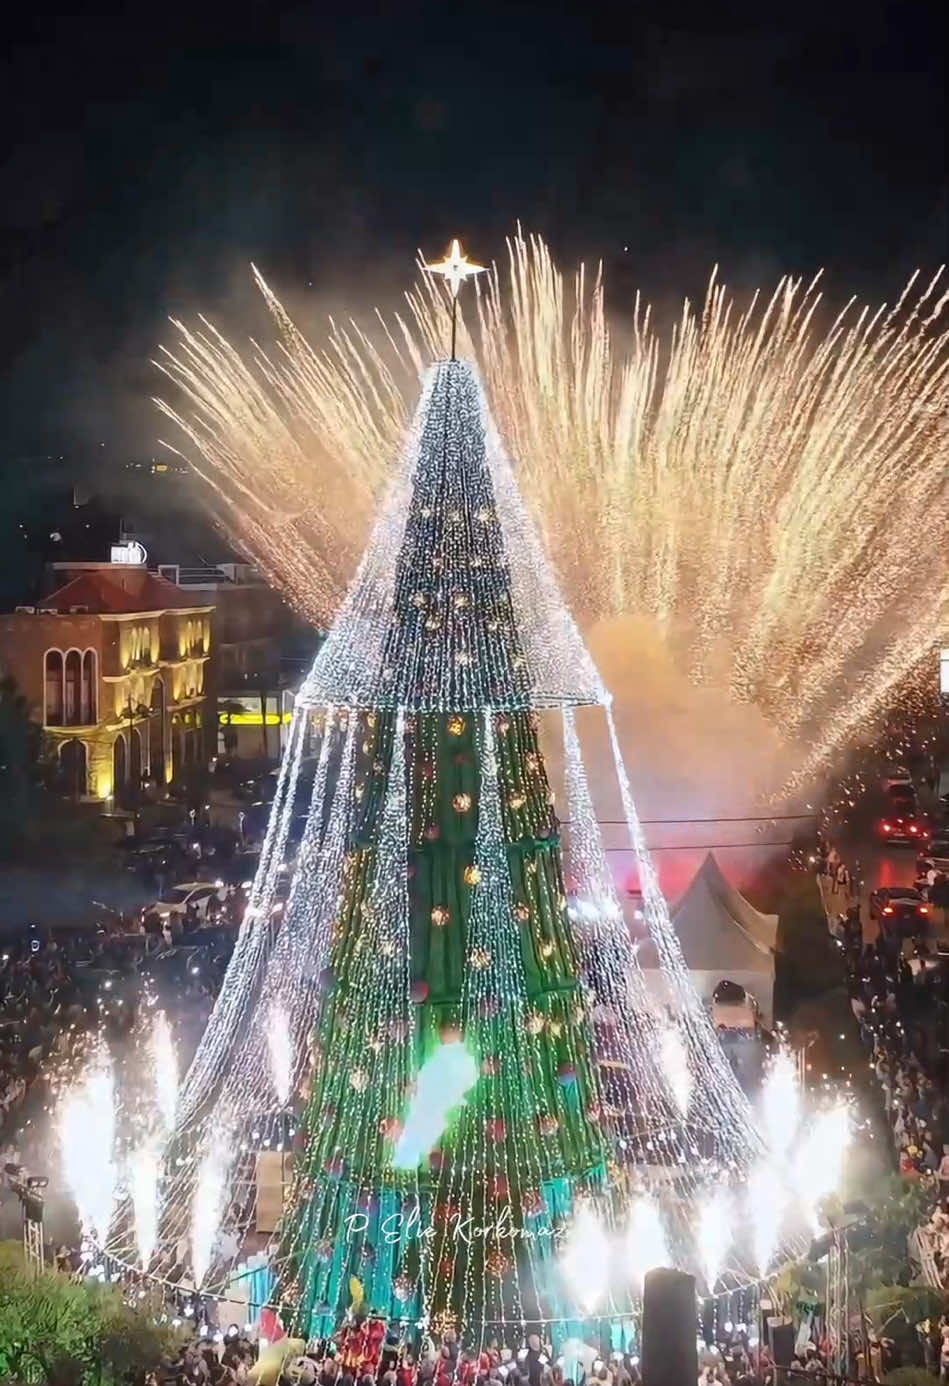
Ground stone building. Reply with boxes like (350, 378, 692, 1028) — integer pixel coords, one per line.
(0, 562, 213, 802)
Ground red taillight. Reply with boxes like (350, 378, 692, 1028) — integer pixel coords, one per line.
(920, 906, 930, 915)
(882, 906, 895, 915)
(882, 822, 892, 832)
(910, 825, 919, 834)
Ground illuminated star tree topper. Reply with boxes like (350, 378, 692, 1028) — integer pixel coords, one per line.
(423, 237, 485, 358)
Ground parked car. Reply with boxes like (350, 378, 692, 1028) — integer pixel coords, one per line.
(881, 764, 914, 793)
(146, 882, 227, 922)
(879, 806, 930, 845)
(869, 885, 930, 933)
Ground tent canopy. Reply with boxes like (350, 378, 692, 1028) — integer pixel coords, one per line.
(639, 852, 778, 974)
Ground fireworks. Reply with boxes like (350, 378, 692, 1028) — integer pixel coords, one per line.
(57, 1044, 116, 1242)
(659, 1022, 692, 1115)
(795, 1100, 852, 1231)
(748, 1159, 786, 1275)
(697, 1189, 731, 1292)
(560, 1202, 610, 1311)
(625, 1195, 670, 1289)
(191, 1146, 230, 1289)
(760, 1048, 801, 1161)
(155, 232, 949, 779)
(267, 1004, 293, 1108)
(149, 1010, 178, 1135)
(130, 1142, 160, 1268)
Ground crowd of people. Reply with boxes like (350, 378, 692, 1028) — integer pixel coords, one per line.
(0, 913, 236, 1208)
(826, 836, 949, 1282)
(155, 1320, 781, 1386)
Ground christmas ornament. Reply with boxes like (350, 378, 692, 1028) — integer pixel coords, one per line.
(486, 1248, 513, 1279)
(393, 1273, 415, 1303)
(463, 864, 481, 886)
(447, 714, 466, 737)
(431, 905, 450, 927)
(452, 792, 472, 812)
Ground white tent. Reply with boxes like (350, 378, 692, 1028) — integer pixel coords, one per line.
(637, 852, 778, 1029)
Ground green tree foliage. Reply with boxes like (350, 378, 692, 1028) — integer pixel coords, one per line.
(0, 677, 40, 847)
(0, 1245, 173, 1385)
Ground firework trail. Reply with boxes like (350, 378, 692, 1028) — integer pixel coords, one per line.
(154, 232, 949, 776)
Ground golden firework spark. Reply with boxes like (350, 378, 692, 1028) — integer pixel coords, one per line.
(153, 232, 949, 775)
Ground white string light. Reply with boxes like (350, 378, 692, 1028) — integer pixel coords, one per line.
(107, 354, 823, 1319)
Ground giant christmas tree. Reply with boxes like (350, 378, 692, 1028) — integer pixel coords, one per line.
(276, 357, 614, 1338)
(139, 258, 811, 1344)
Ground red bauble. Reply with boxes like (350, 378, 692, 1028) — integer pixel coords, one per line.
(485, 1117, 507, 1142)
(410, 980, 430, 1003)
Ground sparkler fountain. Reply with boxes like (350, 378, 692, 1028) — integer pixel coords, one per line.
(67, 245, 866, 1346)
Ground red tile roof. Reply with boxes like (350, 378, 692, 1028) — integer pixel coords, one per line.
(38, 568, 212, 615)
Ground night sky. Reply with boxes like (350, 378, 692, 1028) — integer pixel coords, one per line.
(0, 0, 945, 465)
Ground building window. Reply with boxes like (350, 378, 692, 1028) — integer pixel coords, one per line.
(64, 650, 81, 725)
(45, 650, 64, 725)
(81, 650, 96, 724)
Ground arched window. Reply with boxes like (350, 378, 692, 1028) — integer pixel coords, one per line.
(81, 650, 96, 724)
(64, 650, 81, 725)
(44, 650, 64, 725)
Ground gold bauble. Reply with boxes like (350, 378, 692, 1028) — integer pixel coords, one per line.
(463, 864, 481, 886)
(431, 905, 450, 928)
(447, 714, 466, 737)
(453, 792, 472, 813)
(514, 903, 530, 923)
(350, 1069, 369, 1092)
(508, 792, 526, 811)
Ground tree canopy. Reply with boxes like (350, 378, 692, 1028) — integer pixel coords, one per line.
(0, 1244, 174, 1386)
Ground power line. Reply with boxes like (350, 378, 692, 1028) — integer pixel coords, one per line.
(603, 839, 796, 853)
(563, 813, 816, 825)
